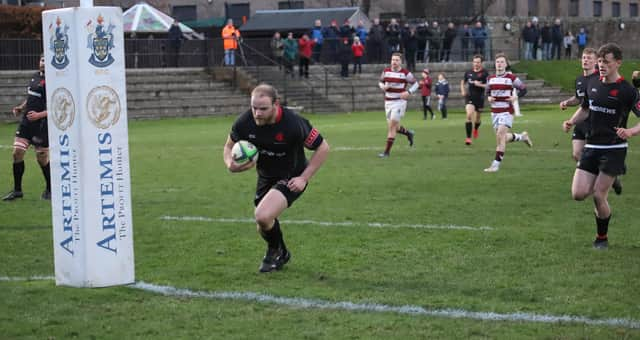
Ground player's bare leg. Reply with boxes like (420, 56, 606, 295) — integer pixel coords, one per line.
(380, 119, 399, 157)
(254, 189, 291, 272)
(473, 111, 482, 139)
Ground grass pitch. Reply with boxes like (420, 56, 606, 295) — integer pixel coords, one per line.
(1, 105, 639, 339)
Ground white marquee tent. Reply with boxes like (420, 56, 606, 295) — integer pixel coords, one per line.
(122, 2, 204, 40)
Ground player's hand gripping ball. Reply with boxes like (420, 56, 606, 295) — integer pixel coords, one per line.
(231, 140, 259, 165)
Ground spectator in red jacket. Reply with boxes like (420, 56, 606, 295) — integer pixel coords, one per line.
(419, 68, 435, 119)
(351, 36, 365, 75)
(298, 34, 316, 78)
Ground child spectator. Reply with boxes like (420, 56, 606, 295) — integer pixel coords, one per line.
(419, 69, 435, 120)
(351, 36, 365, 75)
(435, 73, 449, 119)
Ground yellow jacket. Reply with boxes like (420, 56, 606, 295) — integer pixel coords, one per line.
(221, 25, 240, 50)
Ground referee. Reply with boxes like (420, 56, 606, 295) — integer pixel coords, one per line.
(223, 84, 330, 272)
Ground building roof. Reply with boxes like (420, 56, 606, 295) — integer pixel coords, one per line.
(240, 7, 370, 32)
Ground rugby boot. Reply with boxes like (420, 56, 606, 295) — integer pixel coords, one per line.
(473, 129, 479, 139)
(593, 238, 608, 250)
(612, 177, 622, 195)
(465, 137, 472, 145)
(407, 130, 415, 147)
(259, 247, 291, 273)
(2, 190, 23, 201)
(41, 190, 51, 200)
(378, 152, 390, 158)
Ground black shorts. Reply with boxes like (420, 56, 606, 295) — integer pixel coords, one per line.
(578, 147, 627, 176)
(571, 121, 588, 141)
(16, 118, 48, 148)
(465, 95, 484, 111)
(254, 176, 306, 207)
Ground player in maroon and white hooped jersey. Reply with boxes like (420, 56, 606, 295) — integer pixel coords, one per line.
(377, 52, 418, 158)
(484, 53, 532, 172)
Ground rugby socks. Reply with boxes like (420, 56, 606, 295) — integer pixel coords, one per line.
(13, 161, 25, 192)
(595, 214, 610, 241)
(397, 126, 410, 136)
(260, 219, 287, 251)
(511, 133, 523, 142)
(474, 121, 481, 131)
(494, 151, 504, 163)
(41, 162, 51, 192)
(465, 122, 473, 138)
(384, 137, 395, 154)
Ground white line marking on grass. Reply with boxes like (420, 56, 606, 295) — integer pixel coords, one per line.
(0, 275, 54, 281)
(160, 215, 494, 231)
(0, 144, 13, 149)
(131, 281, 640, 329)
(3, 276, 639, 329)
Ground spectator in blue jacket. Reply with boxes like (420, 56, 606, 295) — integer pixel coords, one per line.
(435, 72, 450, 119)
(471, 21, 487, 58)
(355, 20, 368, 46)
(576, 27, 588, 56)
(310, 19, 325, 62)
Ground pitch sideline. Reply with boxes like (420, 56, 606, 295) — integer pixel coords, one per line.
(1, 276, 638, 329)
(160, 215, 494, 231)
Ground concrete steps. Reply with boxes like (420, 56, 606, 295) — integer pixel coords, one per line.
(0, 68, 247, 121)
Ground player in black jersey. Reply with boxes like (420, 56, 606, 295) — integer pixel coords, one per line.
(223, 84, 330, 272)
(563, 43, 640, 249)
(560, 48, 622, 195)
(633, 70, 640, 88)
(3, 56, 51, 201)
(460, 54, 489, 145)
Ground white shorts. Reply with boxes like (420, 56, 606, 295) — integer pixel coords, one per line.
(385, 100, 407, 122)
(491, 112, 513, 130)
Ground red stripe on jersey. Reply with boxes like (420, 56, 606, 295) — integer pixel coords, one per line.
(386, 88, 405, 93)
(384, 77, 408, 83)
(304, 128, 320, 148)
(275, 106, 283, 123)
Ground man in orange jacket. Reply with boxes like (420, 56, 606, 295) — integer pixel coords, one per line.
(222, 19, 241, 66)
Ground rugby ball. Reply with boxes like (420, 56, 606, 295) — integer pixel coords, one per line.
(231, 140, 259, 165)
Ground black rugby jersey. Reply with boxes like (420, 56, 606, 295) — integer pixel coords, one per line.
(462, 69, 489, 98)
(575, 70, 599, 100)
(25, 71, 46, 114)
(581, 76, 640, 146)
(230, 106, 324, 179)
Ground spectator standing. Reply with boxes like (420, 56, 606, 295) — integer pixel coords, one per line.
(576, 27, 588, 56)
(403, 26, 418, 72)
(461, 23, 472, 61)
(419, 69, 435, 120)
(541, 22, 553, 60)
(563, 31, 574, 59)
(386, 18, 401, 54)
(338, 38, 352, 77)
(521, 21, 537, 60)
(309, 19, 324, 63)
(167, 20, 183, 67)
(551, 18, 564, 60)
(352, 36, 365, 75)
(441, 22, 456, 62)
(367, 18, 385, 63)
(428, 21, 441, 63)
(435, 73, 450, 120)
(416, 22, 429, 62)
(531, 17, 541, 60)
(471, 21, 487, 58)
(355, 20, 368, 45)
(339, 19, 354, 42)
(283, 32, 298, 77)
(298, 34, 315, 78)
(270, 32, 284, 69)
(221, 19, 240, 66)
(325, 19, 340, 63)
